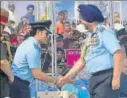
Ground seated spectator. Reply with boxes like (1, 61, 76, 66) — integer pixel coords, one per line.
(68, 40, 80, 49)
(104, 16, 110, 27)
(63, 38, 73, 49)
(17, 33, 25, 45)
(16, 16, 30, 34)
(63, 10, 72, 24)
(17, 18, 31, 37)
(63, 30, 81, 49)
(57, 47, 65, 60)
(10, 33, 25, 47)
(4, 19, 17, 35)
(7, 3, 17, 26)
(71, 30, 81, 40)
(63, 21, 72, 39)
(76, 20, 88, 33)
(25, 4, 35, 23)
(56, 11, 65, 34)
(114, 12, 121, 24)
(71, 22, 76, 33)
(114, 12, 126, 37)
(7, 3, 17, 33)
(2, 30, 10, 41)
(57, 47, 66, 75)
(10, 33, 18, 47)
(9, 33, 26, 58)
(61, 83, 90, 98)
(56, 34, 64, 48)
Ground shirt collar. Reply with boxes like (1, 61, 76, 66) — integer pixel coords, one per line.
(97, 23, 103, 28)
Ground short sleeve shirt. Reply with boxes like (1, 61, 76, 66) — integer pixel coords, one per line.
(56, 21, 64, 34)
(82, 24, 121, 74)
(11, 37, 41, 82)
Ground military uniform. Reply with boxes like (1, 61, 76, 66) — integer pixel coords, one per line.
(0, 8, 13, 98)
(10, 20, 52, 98)
(79, 4, 121, 98)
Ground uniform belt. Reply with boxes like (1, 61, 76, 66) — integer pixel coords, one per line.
(92, 68, 113, 76)
(14, 76, 30, 85)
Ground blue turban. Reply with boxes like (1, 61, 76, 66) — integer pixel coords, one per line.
(27, 4, 34, 10)
(78, 4, 104, 23)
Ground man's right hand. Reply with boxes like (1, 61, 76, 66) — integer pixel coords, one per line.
(57, 76, 69, 87)
(8, 73, 14, 83)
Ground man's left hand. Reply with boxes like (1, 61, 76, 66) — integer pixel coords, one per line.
(112, 77, 120, 90)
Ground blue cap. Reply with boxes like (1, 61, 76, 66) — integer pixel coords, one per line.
(78, 4, 104, 23)
(27, 4, 34, 10)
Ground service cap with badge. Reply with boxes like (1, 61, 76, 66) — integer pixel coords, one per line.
(29, 20, 52, 35)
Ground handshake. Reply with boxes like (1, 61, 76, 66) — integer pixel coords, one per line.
(53, 76, 74, 87)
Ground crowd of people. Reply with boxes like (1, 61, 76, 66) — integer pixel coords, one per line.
(0, 2, 127, 98)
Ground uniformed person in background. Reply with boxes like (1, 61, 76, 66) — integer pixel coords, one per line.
(10, 20, 58, 98)
(120, 45, 127, 97)
(58, 4, 124, 98)
(0, 8, 14, 98)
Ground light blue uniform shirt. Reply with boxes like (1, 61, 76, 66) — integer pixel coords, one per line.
(83, 24, 121, 74)
(11, 37, 41, 82)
